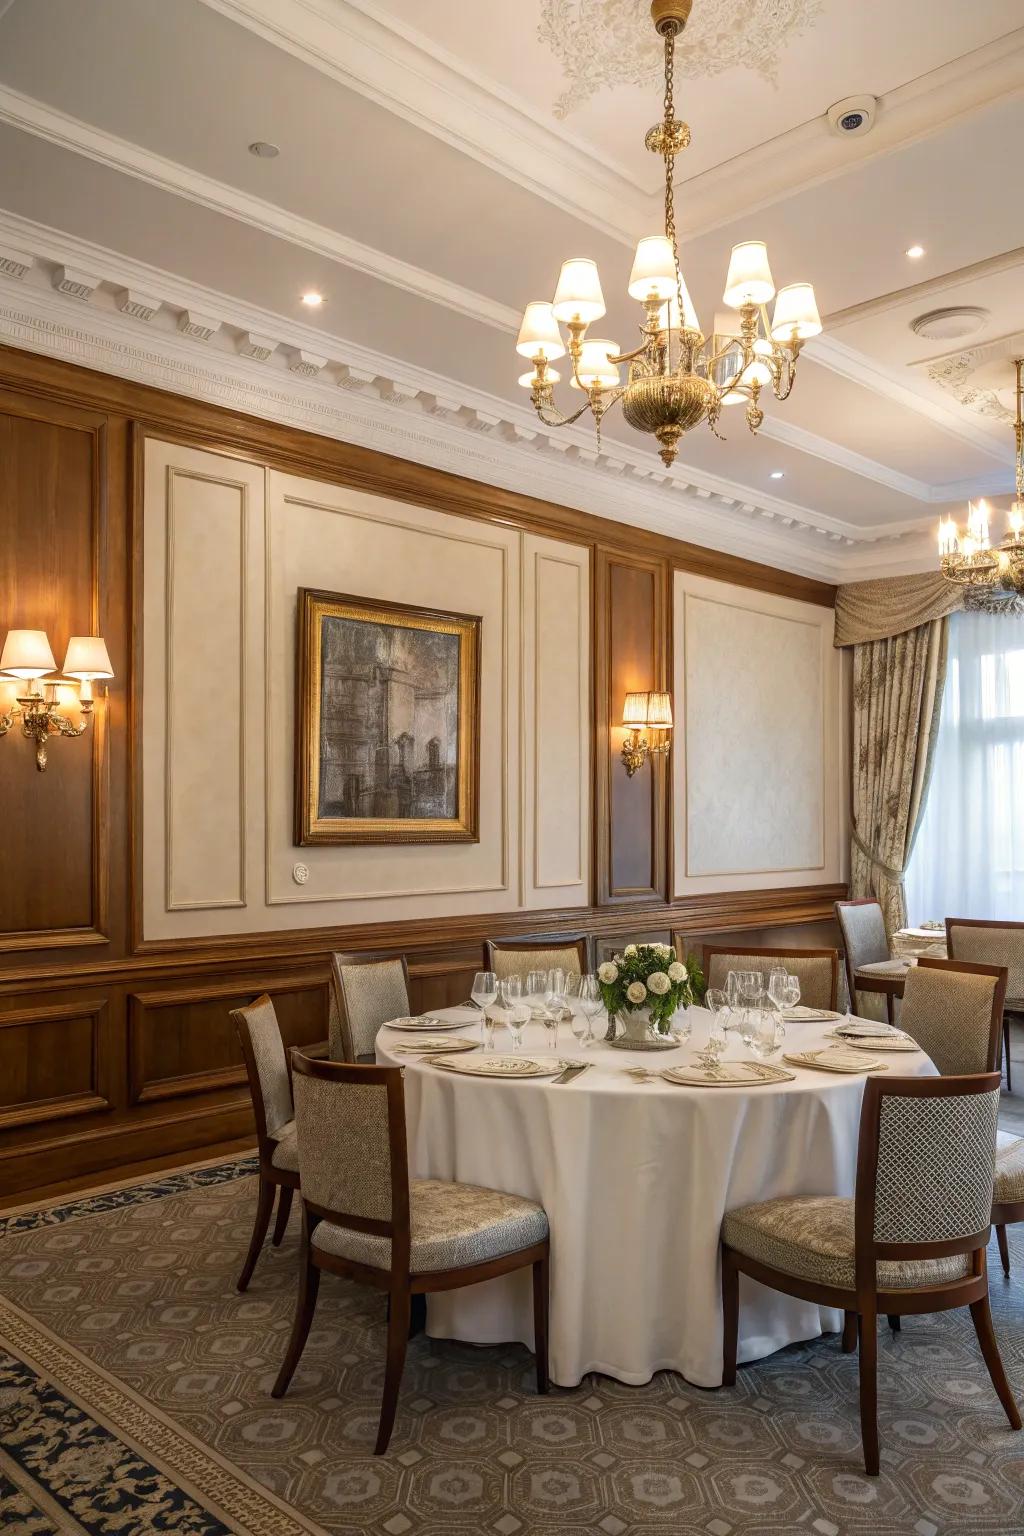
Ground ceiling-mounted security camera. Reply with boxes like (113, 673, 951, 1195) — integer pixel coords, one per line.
(827, 95, 877, 137)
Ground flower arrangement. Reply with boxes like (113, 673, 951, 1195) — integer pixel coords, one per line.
(597, 943, 705, 1034)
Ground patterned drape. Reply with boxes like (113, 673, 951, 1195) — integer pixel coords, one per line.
(851, 619, 948, 935)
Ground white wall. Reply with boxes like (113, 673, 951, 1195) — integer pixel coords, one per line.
(143, 440, 590, 940)
(672, 570, 846, 897)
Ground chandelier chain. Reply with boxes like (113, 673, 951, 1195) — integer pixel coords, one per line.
(661, 29, 687, 360)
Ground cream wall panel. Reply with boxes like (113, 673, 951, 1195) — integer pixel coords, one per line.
(143, 442, 267, 935)
(673, 571, 844, 897)
(521, 537, 590, 907)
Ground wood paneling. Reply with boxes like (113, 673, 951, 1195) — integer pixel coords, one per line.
(0, 341, 841, 1205)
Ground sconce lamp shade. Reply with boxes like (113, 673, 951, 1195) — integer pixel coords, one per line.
(62, 636, 114, 679)
(622, 690, 674, 728)
(723, 241, 775, 308)
(0, 628, 56, 679)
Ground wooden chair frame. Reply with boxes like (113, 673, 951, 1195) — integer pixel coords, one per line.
(329, 950, 411, 1062)
(835, 898, 904, 1023)
(273, 1055, 549, 1454)
(702, 943, 840, 1012)
(484, 933, 590, 975)
(722, 1072, 1020, 1475)
(232, 997, 301, 1292)
(946, 916, 1024, 1093)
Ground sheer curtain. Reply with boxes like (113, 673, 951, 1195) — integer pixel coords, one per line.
(906, 609, 1024, 923)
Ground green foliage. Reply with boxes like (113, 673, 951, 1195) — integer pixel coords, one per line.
(597, 943, 705, 1033)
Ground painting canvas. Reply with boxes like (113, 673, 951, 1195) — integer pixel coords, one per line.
(295, 589, 481, 845)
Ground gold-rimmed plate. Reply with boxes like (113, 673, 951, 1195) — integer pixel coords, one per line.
(389, 1035, 478, 1055)
(826, 1031, 921, 1052)
(382, 1015, 478, 1032)
(784, 1047, 888, 1074)
(662, 1060, 795, 1087)
(427, 1055, 561, 1079)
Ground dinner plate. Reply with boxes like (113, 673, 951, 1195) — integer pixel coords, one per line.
(662, 1060, 796, 1087)
(781, 1006, 843, 1022)
(784, 1046, 887, 1074)
(834, 1020, 901, 1038)
(389, 1036, 478, 1055)
(427, 1054, 562, 1079)
(827, 1030, 920, 1052)
(382, 1015, 477, 1032)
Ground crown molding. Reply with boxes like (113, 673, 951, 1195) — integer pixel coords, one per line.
(199, 0, 1024, 243)
(0, 82, 523, 333)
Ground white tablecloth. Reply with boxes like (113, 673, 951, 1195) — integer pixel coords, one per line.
(376, 1007, 935, 1389)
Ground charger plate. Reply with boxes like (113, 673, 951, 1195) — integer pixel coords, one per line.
(834, 1020, 901, 1039)
(826, 1030, 920, 1052)
(785, 1046, 888, 1074)
(662, 1060, 795, 1087)
(383, 1015, 477, 1032)
(427, 1054, 561, 1079)
(389, 1036, 478, 1055)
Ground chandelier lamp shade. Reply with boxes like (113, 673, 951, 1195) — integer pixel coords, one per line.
(514, 0, 822, 469)
(938, 359, 1024, 593)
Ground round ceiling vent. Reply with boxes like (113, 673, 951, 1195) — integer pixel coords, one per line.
(911, 307, 989, 340)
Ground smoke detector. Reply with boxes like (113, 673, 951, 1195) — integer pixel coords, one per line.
(827, 95, 877, 137)
(911, 307, 989, 341)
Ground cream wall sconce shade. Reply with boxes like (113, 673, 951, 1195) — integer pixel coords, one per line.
(621, 689, 674, 777)
(0, 628, 112, 770)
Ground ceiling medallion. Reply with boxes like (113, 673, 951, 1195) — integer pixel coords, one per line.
(540, 0, 822, 118)
(939, 358, 1024, 594)
(516, 1, 821, 469)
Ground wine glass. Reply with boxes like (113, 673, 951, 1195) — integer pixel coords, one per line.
(472, 970, 498, 1048)
(526, 969, 549, 1020)
(577, 974, 603, 1046)
(546, 968, 567, 1021)
(726, 970, 742, 1011)
(750, 1009, 785, 1060)
(508, 1002, 530, 1052)
(783, 974, 801, 1012)
(767, 968, 788, 1017)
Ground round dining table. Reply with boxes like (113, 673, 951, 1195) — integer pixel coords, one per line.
(376, 1006, 935, 1390)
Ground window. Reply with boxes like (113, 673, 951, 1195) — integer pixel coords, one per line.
(906, 609, 1024, 923)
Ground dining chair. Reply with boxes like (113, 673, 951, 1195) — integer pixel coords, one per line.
(946, 918, 1024, 1092)
(273, 1054, 550, 1454)
(485, 933, 589, 982)
(328, 951, 411, 1062)
(899, 956, 1007, 1076)
(701, 944, 840, 1012)
(835, 898, 904, 1023)
(722, 1071, 1019, 1476)
(232, 994, 301, 1291)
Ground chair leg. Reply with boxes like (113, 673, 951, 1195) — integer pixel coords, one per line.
(969, 1293, 1023, 1431)
(272, 1185, 294, 1247)
(887, 1314, 901, 1333)
(375, 1285, 410, 1455)
(842, 1311, 857, 1353)
(236, 1175, 275, 1292)
(272, 1246, 321, 1399)
(858, 1306, 880, 1476)
(722, 1248, 739, 1387)
(885, 992, 894, 1026)
(532, 1254, 550, 1395)
(997, 1223, 1011, 1277)
(1004, 1018, 1013, 1092)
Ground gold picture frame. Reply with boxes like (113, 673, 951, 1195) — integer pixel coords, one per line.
(295, 588, 481, 846)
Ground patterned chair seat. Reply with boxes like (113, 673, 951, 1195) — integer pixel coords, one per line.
(271, 1121, 299, 1173)
(313, 1178, 549, 1273)
(722, 1196, 971, 1291)
(995, 1133, 1024, 1205)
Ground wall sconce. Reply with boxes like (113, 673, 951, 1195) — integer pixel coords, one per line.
(621, 690, 673, 777)
(0, 630, 113, 771)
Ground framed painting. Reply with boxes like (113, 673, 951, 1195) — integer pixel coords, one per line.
(295, 588, 481, 846)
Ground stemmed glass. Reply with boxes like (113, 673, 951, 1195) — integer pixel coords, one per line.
(783, 974, 801, 1013)
(737, 971, 764, 1048)
(767, 967, 788, 1017)
(526, 969, 549, 1020)
(546, 968, 567, 1020)
(576, 974, 603, 1046)
(472, 970, 498, 1049)
(508, 1001, 530, 1052)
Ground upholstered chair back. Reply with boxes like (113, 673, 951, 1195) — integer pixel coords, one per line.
(485, 936, 588, 983)
(232, 994, 293, 1142)
(947, 919, 1024, 1008)
(861, 1075, 1000, 1251)
(292, 1057, 407, 1230)
(329, 953, 410, 1062)
(899, 958, 1007, 1075)
(703, 947, 839, 1012)
(835, 899, 890, 1012)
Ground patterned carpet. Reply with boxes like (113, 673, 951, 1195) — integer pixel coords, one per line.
(2, 1157, 1023, 1536)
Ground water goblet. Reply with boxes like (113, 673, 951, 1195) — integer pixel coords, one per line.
(767, 968, 788, 1017)
(526, 969, 549, 1020)
(508, 1002, 530, 1052)
(750, 1010, 784, 1061)
(783, 975, 801, 1012)
(570, 1007, 591, 1051)
(546, 968, 568, 1023)
(577, 974, 603, 1046)
(471, 970, 498, 1047)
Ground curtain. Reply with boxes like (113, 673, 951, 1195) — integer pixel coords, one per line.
(906, 609, 1024, 923)
(835, 571, 961, 647)
(851, 619, 948, 935)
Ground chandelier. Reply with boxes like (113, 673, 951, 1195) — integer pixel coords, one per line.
(938, 359, 1024, 593)
(515, 0, 822, 469)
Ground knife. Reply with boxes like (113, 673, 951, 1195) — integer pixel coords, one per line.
(552, 1062, 589, 1084)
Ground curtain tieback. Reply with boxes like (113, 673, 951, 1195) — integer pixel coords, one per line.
(851, 827, 904, 882)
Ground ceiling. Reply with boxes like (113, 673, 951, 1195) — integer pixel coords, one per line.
(0, 0, 1021, 581)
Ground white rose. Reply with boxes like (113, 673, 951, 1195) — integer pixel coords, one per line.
(667, 960, 686, 983)
(626, 981, 647, 1004)
(624, 944, 638, 957)
(647, 971, 670, 995)
(659, 944, 673, 958)
(598, 961, 619, 984)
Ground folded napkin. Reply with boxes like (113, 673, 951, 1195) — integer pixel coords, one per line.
(782, 1006, 841, 1022)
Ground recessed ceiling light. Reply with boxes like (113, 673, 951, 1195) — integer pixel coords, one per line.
(301, 291, 324, 307)
(770, 470, 785, 479)
(906, 244, 925, 259)
(248, 140, 279, 159)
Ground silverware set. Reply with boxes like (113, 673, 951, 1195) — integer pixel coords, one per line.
(551, 1060, 590, 1085)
